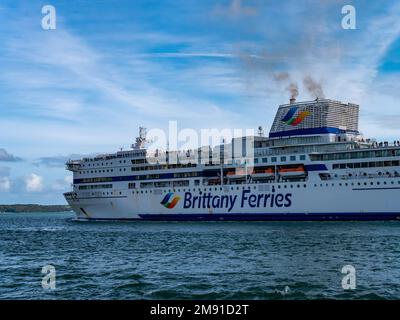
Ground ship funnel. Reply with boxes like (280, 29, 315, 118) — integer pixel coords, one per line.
(289, 98, 296, 104)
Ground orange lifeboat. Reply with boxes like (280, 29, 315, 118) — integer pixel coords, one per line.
(251, 167, 275, 180)
(278, 165, 306, 178)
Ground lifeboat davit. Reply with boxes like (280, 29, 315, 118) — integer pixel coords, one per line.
(226, 168, 248, 179)
(278, 165, 306, 178)
(207, 178, 221, 185)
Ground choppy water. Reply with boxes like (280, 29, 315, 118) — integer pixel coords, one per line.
(0, 212, 399, 299)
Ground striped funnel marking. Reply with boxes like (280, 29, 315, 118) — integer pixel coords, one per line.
(282, 107, 311, 126)
(160, 192, 181, 209)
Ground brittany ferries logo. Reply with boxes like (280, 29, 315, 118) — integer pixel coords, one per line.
(282, 107, 311, 126)
(160, 192, 181, 209)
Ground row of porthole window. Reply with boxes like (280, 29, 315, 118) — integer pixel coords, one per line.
(138, 186, 255, 193)
(83, 179, 400, 196)
(131, 185, 309, 194)
(315, 180, 398, 187)
(132, 185, 307, 194)
(89, 179, 400, 197)
(93, 191, 123, 196)
(128, 180, 400, 194)
(334, 171, 396, 178)
(82, 160, 128, 168)
(82, 169, 113, 174)
(132, 186, 253, 194)
(80, 168, 128, 174)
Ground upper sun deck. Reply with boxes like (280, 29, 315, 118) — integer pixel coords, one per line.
(82, 149, 147, 162)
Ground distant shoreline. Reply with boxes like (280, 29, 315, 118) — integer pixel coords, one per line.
(0, 204, 71, 213)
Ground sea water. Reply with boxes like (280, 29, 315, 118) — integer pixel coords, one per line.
(0, 212, 399, 299)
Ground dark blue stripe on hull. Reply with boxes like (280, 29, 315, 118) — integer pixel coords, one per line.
(138, 212, 400, 221)
(269, 127, 359, 138)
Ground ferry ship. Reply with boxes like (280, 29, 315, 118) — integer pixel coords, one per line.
(64, 98, 400, 221)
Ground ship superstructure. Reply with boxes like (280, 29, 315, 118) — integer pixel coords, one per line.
(64, 98, 400, 221)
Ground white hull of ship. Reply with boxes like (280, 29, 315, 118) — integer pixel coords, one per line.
(65, 178, 400, 221)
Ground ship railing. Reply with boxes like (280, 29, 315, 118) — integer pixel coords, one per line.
(369, 141, 400, 148)
(66, 159, 81, 164)
(345, 140, 400, 150)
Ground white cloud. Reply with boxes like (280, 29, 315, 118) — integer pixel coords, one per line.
(65, 175, 73, 184)
(213, 0, 257, 17)
(0, 166, 11, 192)
(1, 25, 247, 141)
(51, 175, 73, 191)
(228, 1, 400, 139)
(25, 174, 43, 192)
(0, 177, 10, 192)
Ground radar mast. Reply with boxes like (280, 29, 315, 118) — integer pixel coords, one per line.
(132, 127, 147, 150)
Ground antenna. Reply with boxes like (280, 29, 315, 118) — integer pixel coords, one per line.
(258, 126, 264, 137)
(139, 127, 147, 140)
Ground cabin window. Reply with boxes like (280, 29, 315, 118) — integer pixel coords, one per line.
(300, 155, 306, 160)
(290, 156, 296, 161)
(281, 156, 286, 162)
(271, 157, 277, 163)
(78, 184, 112, 190)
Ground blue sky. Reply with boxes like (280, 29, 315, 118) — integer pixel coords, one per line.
(1, 0, 400, 204)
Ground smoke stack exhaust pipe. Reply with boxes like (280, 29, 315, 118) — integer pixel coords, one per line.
(290, 98, 296, 104)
